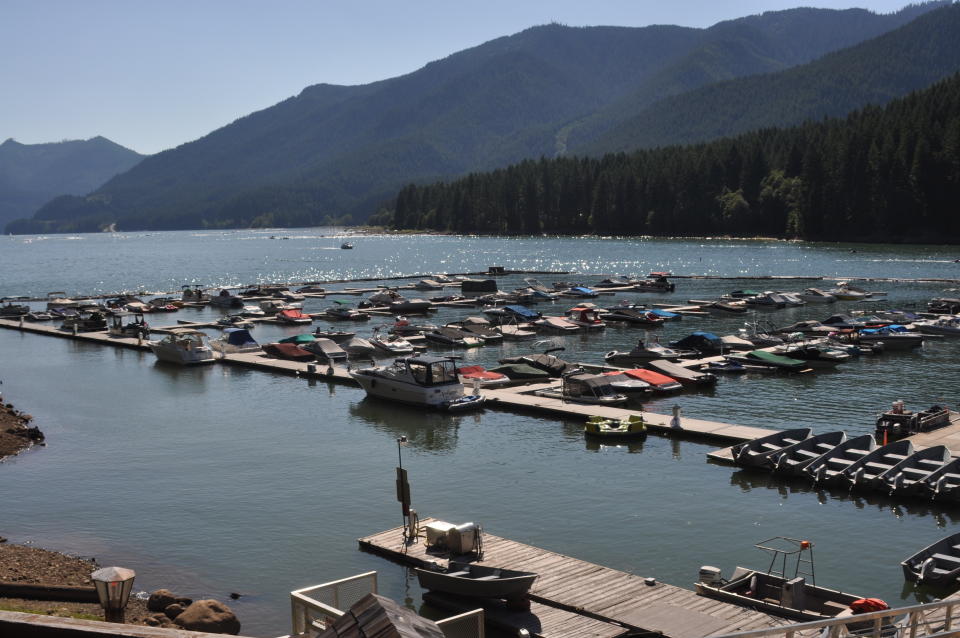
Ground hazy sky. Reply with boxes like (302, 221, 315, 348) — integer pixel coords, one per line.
(3, 0, 913, 155)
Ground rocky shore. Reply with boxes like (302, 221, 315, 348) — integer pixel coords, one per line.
(0, 397, 44, 459)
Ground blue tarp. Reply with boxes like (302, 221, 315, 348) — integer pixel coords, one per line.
(503, 304, 540, 320)
(861, 325, 908, 335)
(671, 331, 722, 351)
(224, 328, 258, 346)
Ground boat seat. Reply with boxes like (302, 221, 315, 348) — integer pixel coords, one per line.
(918, 458, 947, 466)
(760, 442, 783, 450)
(886, 454, 909, 460)
(902, 467, 934, 476)
(445, 570, 471, 577)
(814, 443, 836, 450)
(829, 458, 856, 466)
(865, 462, 894, 471)
(473, 575, 500, 581)
(932, 553, 960, 564)
(795, 449, 822, 458)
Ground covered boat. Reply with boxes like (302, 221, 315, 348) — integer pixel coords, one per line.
(371, 332, 414, 355)
(425, 326, 483, 348)
(696, 537, 866, 622)
(210, 328, 261, 354)
(724, 350, 810, 372)
(602, 307, 665, 326)
(534, 373, 628, 405)
(482, 304, 540, 325)
(534, 316, 581, 333)
(349, 355, 484, 411)
(415, 561, 537, 601)
(731, 428, 813, 469)
(304, 338, 348, 363)
(565, 306, 606, 330)
(601, 372, 652, 394)
(901, 532, 960, 587)
(342, 336, 376, 357)
(670, 332, 724, 356)
(618, 368, 681, 393)
(487, 363, 551, 380)
(498, 352, 576, 377)
(279, 333, 317, 345)
(276, 308, 312, 325)
(772, 343, 850, 368)
(605, 339, 690, 365)
(457, 365, 510, 387)
(646, 359, 716, 386)
(262, 342, 315, 362)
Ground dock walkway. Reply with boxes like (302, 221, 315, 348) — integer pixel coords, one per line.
(359, 520, 785, 638)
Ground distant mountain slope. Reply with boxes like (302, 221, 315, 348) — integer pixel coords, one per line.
(0, 137, 144, 230)
(5, 3, 946, 234)
(582, 2, 960, 154)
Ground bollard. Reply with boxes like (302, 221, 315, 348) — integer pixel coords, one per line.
(307, 363, 316, 374)
(670, 404, 682, 429)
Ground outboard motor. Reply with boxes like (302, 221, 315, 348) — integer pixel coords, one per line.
(812, 464, 827, 484)
(698, 566, 723, 586)
(920, 557, 937, 583)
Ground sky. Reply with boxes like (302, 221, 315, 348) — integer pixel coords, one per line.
(2, 0, 915, 155)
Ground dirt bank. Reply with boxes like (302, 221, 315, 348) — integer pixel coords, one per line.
(0, 398, 44, 459)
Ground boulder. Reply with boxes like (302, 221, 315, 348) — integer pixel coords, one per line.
(147, 589, 177, 612)
(174, 599, 240, 635)
(164, 602, 186, 619)
(176, 596, 193, 607)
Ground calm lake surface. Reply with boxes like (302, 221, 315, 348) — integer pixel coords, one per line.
(2, 229, 960, 636)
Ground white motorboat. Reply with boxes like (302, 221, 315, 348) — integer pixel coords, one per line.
(349, 355, 485, 411)
(209, 289, 244, 308)
(342, 336, 376, 357)
(914, 316, 960, 336)
(240, 305, 266, 317)
(604, 339, 690, 365)
(798, 288, 836, 303)
(534, 316, 580, 333)
(148, 329, 215, 364)
(371, 332, 415, 355)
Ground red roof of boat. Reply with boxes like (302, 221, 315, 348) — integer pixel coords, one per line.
(458, 365, 507, 380)
(615, 368, 678, 386)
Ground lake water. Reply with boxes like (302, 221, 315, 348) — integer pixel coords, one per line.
(2, 229, 960, 636)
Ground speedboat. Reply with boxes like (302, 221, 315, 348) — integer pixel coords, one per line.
(600, 372, 652, 394)
(565, 306, 606, 330)
(450, 317, 503, 344)
(425, 327, 483, 348)
(276, 308, 313, 325)
(457, 365, 510, 388)
(209, 328, 261, 354)
(209, 289, 244, 308)
(342, 336, 376, 357)
(724, 350, 810, 372)
(914, 316, 960, 336)
(370, 332, 415, 355)
(601, 307, 665, 326)
(148, 329, 215, 365)
(798, 288, 836, 303)
(349, 355, 485, 411)
(324, 301, 371, 321)
(646, 359, 716, 386)
(313, 327, 355, 342)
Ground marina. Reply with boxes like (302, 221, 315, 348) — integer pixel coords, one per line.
(5, 231, 960, 635)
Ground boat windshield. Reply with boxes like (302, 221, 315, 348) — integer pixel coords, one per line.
(429, 360, 457, 384)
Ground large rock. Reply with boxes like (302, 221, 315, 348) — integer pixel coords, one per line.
(147, 589, 177, 612)
(164, 602, 186, 619)
(174, 599, 240, 635)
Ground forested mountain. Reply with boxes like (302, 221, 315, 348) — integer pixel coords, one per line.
(383, 72, 960, 243)
(0, 137, 143, 231)
(582, 1, 960, 153)
(6, 3, 944, 234)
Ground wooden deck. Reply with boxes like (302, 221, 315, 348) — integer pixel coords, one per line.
(359, 520, 786, 638)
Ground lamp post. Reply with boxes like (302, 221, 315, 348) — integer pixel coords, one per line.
(91, 566, 136, 623)
(396, 436, 412, 542)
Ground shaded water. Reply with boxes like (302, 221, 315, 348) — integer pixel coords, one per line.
(2, 230, 960, 635)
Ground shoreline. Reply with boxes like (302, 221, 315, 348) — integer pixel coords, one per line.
(0, 397, 44, 460)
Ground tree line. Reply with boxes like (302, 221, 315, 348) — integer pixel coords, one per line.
(377, 73, 960, 242)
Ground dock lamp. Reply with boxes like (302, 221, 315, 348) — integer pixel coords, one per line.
(91, 566, 136, 623)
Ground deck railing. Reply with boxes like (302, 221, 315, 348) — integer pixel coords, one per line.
(289, 571, 483, 638)
(714, 596, 960, 638)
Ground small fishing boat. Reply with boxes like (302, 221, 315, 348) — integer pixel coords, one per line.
(370, 332, 414, 355)
(771, 431, 847, 476)
(731, 428, 813, 469)
(884, 445, 952, 497)
(804, 435, 877, 485)
(839, 439, 914, 492)
(901, 532, 960, 587)
(304, 338, 348, 363)
(350, 355, 484, 411)
(148, 329, 215, 365)
(646, 359, 716, 386)
(925, 457, 960, 502)
(209, 327, 261, 354)
(696, 537, 867, 622)
(584, 414, 647, 439)
(415, 561, 537, 601)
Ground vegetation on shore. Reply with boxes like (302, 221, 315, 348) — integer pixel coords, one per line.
(377, 72, 960, 243)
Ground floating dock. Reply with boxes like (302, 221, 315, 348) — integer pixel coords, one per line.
(359, 519, 785, 638)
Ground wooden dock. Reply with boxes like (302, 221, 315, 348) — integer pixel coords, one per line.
(359, 520, 785, 638)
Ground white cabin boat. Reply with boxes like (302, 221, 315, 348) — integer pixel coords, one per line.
(148, 329, 215, 364)
(349, 355, 484, 411)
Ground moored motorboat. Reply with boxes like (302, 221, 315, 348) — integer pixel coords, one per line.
(209, 327, 261, 354)
(771, 431, 847, 476)
(415, 561, 537, 601)
(884, 445, 951, 497)
(565, 306, 606, 330)
(696, 537, 867, 622)
(646, 359, 716, 386)
(724, 350, 810, 372)
(772, 343, 850, 368)
(324, 301, 371, 321)
(605, 339, 691, 365)
(262, 342, 315, 361)
(616, 368, 681, 393)
(276, 308, 312, 325)
(209, 289, 244, 308)
(731, 428, 813, 469)
(925, 457, 960, 502)
(304, 338, 348, 363)
(901, 531, 960, 587)
(457, 365, 510, 388)
(370, 332, 415, 355)
(425, 326, 483, 348)
(533, 373, 628, 405)
(342, 336, 376, 358)
(534, 316, 581, 333)
(148, 329, 216, 365)
(349, 355, 484, 411)
(313, 327, 355, 342)
(799, 288, 836, 303)
(584, 414, 647, 439)
(107, 312, 150, 339)
(602, 307, 665, 326)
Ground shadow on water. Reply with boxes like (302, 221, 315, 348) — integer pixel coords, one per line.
(348, 397, 470, 453)
(729, 469, 960, 524)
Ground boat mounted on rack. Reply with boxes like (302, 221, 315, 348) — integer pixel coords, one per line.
(901, 531, 960, 588)
(696, 537, 868, 622)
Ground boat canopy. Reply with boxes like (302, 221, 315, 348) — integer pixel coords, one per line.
(671, 331, 721, 351)
(649, 308, 679, 319)
(503, 304, 540, 320)
(571, 286, 595, 295)
(223, 328, 258, 347)
(279, 333, 316, 344)
(403, 356, 459, 385)
(621, 368, 677, 386)
(488, 363, 550, 379)
(747, 350, 805, 365)
(563, 373, 616, 397)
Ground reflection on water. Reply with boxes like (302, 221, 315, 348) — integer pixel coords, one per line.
(349, 398, 462, 453)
